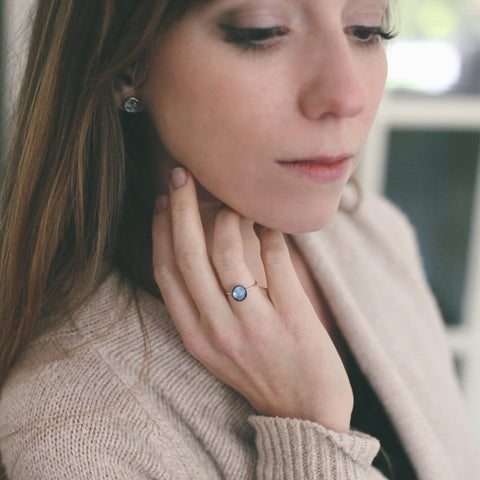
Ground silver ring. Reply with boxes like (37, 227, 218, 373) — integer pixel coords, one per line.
(225, 282, 258, 302)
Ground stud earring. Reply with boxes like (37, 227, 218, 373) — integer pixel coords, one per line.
(123, 97, 141, 114)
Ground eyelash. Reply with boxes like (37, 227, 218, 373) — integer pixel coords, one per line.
(347, 26, 397, 48)
(220, 25, 397, 52)
(220, 25, 290, 51)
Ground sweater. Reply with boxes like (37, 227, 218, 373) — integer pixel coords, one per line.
(1, 192, 479, 479)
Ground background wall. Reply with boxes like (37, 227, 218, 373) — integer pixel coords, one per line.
(1, 0, 33, 164)
(1, 0, 480, 446)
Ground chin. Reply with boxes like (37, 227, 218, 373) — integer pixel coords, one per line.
(257, 198, 343, 235)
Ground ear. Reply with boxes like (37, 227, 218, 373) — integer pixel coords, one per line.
(113, 72, 144, 112)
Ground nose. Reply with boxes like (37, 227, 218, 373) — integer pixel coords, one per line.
(298, 34, 367, 120)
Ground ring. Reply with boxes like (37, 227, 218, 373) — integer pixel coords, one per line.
(225, 282, 258, 302)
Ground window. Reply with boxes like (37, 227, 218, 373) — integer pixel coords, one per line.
(387, 0, 480, 95)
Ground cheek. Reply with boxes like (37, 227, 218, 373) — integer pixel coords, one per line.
(145, 55, 282, 222)
(146, 53, 261, 170)
(144, 31, 290, 186)
(364, 51, 388, 119)
(350, 51, 387, 149)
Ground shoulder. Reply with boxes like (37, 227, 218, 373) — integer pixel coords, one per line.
(0, 275, 191, 478)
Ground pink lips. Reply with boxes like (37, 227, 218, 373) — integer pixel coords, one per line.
(276, 155, 353, 182)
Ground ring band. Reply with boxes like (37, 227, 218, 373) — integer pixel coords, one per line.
(225, 282, 258, 302)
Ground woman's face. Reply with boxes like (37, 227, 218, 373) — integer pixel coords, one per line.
(143, 0, 389, 233)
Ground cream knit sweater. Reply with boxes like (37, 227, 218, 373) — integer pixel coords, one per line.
(1, 193, 479, 479)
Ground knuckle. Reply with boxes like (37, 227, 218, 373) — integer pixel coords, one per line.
(212, 245, 240, 271)
(278, 307, 305, 335)
(176, 249, 202, 275)
(263, 242, 288, 268)
(216, 207, 239, 225)
(207, 320, 236, 355)
(278, 307, 298, 325)
(153, 262, 175, 290)
(182, 331, 203, 359)
(170, 197, 191, 215)
(241, 319, 271, 346)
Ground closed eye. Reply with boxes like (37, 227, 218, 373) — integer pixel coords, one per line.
(346, 26, 397, 48)
(219, 24, 290, 51)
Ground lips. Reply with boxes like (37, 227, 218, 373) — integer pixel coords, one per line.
(276, 155, 354, 182)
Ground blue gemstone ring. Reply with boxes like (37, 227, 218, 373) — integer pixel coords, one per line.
(226, 282, 258, 302)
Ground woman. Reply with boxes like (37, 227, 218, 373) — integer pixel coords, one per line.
(0, 0, 478, 478)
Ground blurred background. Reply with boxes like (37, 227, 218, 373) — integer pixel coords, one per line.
(361, 0, 480, 445)
(1, 0, 480, 444)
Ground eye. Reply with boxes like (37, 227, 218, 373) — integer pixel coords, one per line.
(219, 24, 290, 51)
(347, 26, 397, 48)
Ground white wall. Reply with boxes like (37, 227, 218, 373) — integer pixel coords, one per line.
(2, 0, 34, 148)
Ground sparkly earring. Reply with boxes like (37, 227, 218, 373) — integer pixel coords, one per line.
(123, 97, 141, 114)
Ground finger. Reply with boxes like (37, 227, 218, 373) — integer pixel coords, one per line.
(152, 195, 232, 366)
(254, 225, 306, 310)
(152, 194, 199, 339)
(212, 208, 269, 313)
(169, 168, 232, 315)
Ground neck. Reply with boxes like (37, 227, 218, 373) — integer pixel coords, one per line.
(195, 185, 269, 289)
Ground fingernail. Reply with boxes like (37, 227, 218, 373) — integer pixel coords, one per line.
(154, 195, 169, 214)
(170, 167, 187, 189)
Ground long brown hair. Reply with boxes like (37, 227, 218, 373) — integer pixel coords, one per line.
(0, 0, 207, 389)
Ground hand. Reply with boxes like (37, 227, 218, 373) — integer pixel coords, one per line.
(152, 167, 353, 432)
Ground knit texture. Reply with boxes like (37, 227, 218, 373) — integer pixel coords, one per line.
(1, 192, 479, 479)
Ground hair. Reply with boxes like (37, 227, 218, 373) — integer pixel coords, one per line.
(0, 0, 211, 390)
(0, 0, 396, 390)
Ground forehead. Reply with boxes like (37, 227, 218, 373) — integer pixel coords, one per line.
(201, 0, 390, 7)
(192, 0, 390, 17)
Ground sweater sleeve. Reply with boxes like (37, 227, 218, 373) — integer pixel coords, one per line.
(249, 416, 387, 479)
